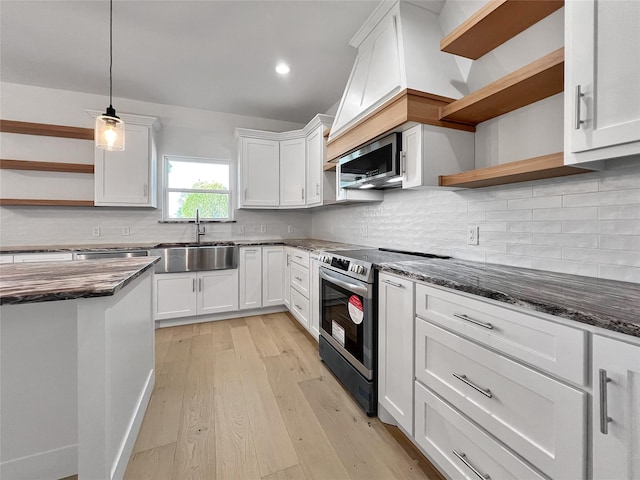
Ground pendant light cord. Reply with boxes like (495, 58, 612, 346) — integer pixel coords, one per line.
(109, 0, 113, 108)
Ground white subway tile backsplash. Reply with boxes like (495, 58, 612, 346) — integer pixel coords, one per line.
(481, 231, 532, 244)
(508, 195, 561, 210)
(533, 207, 598, 220)
(486, 210, 532, 221)
(561, 220, 600, 234)
(468, 200, 508, 211)
(508, 221, 562, 233)
(486, 253, 532, 268)
(598, 172, 640, 191)
(563, 189, 640, 207)
(532, 258, 599, 277)
(599, 205, 640, 220)
(508, 244, 562, 258)
(599, 220, 640, 235)
(599, 235, 640, 251)
(532, 178, 599, 196)
(533, 233, 599, 248)
(598, 264, 640, 283)
(563, 247, 640, 267)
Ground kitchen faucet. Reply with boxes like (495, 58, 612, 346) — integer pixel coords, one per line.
(195, 209, 206, 244)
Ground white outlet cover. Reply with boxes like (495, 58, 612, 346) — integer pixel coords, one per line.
(260, 225, 267, 233)
(467, 226, 479, 245)
(287, 225, 294, 234)
(238, 225, 245, 235)
(92, 227, 100, 237)
(122, 227, 130, 236)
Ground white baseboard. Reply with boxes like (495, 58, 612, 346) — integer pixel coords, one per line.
(1, 444, 77, 480)
(111, 369, 155, 480)
(155, 305, 288, 328)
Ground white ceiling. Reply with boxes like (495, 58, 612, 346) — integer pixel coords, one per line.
(0, 0, 445, 124)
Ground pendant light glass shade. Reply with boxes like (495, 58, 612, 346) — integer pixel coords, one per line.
(95, 106, 124, 151)
(96, 0, 125, 151)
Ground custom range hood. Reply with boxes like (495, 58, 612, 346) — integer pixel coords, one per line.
(327, 0, 472, 161)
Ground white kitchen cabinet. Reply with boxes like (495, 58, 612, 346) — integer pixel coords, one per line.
(290, 285, 310, 330)
(238, 134, 280, 208)
(592, 335, 640, 480)
(565, 0, 640, 164)
(153, 272, 198, 320)
(288, 247, 313, 332)
(153, 270, 239, 320)
(92, 113, 159, 207)
(378, 272, 415, 434)
(239, 246, 263, 309)
(309, 254, 320, 340)
(279, 137, 306, 207)
(401, 123, 474, 189)
(262, 246, 285, 307)
(304, 114, 334, 207)
(0, 255, 13, 264)
(284, 247, 291, 308)
(197, 269, 239, 315)
(13, 252, 73, 263)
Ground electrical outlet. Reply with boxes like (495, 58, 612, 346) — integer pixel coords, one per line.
(92, 226, 100, 237)
(287, 225, 294, 234)
(122, 227, 130, 236)
(467, 226, 479, 245)
(237, 225, 245, 235)
(260, 225, 267, 234)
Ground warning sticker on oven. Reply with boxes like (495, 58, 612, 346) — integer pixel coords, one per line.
(332, 320, 346, 347)
(348, 295, 364, 325)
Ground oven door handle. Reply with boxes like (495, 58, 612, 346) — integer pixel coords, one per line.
(319, 269, 369, 296)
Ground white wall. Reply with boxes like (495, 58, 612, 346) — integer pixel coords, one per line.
(0, 82, 312, 246)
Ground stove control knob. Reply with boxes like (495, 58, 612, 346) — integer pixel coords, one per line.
(358, 265, 367, 275)
(319, 255, 330, 264)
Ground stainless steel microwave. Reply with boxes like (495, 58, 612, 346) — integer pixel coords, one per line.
(338, 133, 402, 189)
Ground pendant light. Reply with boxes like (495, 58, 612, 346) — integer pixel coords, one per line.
(95, 0, 124, 151)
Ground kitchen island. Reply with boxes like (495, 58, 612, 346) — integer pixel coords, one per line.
(0, 257, 159, 480)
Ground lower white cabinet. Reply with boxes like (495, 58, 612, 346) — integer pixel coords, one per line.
(288, 247, 313, 332)
(262, 246, 285, 307)
(290, 286, 310, 329)
(153, 270, 238, 321)
(239, 247, 263, 310)
(414, 382, 546, 480)
(592, 335, 640, 480)
(12, 252, 73, 263)
(378, 272, 415, 434)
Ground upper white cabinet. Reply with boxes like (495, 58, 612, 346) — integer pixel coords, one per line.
(565, 0, 640, 164)
(401, 124, 474, 189)
(89, 112, 159, 207)
(304, 115, 334, 207)
(237, 134, 280, 208)
(592, 335, 640, 480)
(279, 136, 306, 208)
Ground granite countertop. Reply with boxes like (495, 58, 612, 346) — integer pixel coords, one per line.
(0, 257, 160, 305)
(377, 257, 640, 338)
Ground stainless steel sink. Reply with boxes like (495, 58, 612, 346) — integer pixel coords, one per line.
(149, 245, 238, 273)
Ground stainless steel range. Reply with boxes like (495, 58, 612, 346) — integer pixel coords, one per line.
(317, 248, 449, 416)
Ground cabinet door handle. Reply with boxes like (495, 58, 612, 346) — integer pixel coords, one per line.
(452, 450, 490, 480)
(382, 279, 403, 288)
(453, 373, 492, 398)
(316, 183, 320, 195)
(599, 369, 612, 434)
(295, 255, 303, 260)
(243, 188, 247, 201)
(295, 276, 303, 282)
(143, 184, 148, 197)
(192, 278, 196, 292)
(295, 304, 303, 310)
(453, 313, 493, 330)
(302, 188, 305, 200)
(286, 254, 290, 266)
(575, 85, 585, 130)
(198, 278, 202, 292)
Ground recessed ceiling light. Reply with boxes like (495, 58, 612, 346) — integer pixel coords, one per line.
(275, 63, 290, 75)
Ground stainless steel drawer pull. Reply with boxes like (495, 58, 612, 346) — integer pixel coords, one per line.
(295, 255, 303, 259)
(453, 313, 493, 330)
(575, 85, 585, 130)
(295, 276, 303, 282)
(453, 450, 490, 480)
(453, 373, 493, 398)
(295, 304, 302, 310)
(382, 279, 403, 288)
(599, 369, 612, 434)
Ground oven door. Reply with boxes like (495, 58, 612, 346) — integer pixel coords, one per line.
(319, 267, 374, 379)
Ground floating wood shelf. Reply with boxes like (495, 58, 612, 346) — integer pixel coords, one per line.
(323, 162, 337, 172)
(0, 159, 94, 174)
(327, 89, 475, 161)
(439, 48, 564, 126)
(0, 199, 95, 207)
(438, 152, 591, 188)
(0, 119, 94, 140)
(441, 0, 564, 60)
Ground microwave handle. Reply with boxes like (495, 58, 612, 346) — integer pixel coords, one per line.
(319, 269, 369, 297)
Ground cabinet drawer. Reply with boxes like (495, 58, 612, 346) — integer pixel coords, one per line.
(290, 248, 310, 268)
(290, 287, 310, 329)
(291, 261, 310, 297)
(13, 252, 74, 263)
(415, 283, 587, 385)
(414, 382, 546, 480)
(415, 318, 586, 480)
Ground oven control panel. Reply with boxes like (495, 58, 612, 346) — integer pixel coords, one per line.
(349, 264, 367, 275)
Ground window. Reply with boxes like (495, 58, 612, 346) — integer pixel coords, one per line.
(163, 155, 232, 220)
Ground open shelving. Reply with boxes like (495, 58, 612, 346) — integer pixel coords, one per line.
(440, 0, 564, 60)
(0, 159, 94, 174)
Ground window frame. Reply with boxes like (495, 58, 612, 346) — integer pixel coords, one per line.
(162, 154, 234, 222)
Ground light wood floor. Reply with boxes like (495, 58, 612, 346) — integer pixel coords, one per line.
(124, 312, 443, 480)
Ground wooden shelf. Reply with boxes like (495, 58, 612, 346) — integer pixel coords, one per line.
(439, 48, 564, 126)
(0, 199, 95, 207)
(0, 119, 94, 140)
(438, 152, 591, 188)
(327, 89, 475, 161)
(323, 162, 337, 172)
(0, 159, 94, 174)
(441, 0, 564, 60)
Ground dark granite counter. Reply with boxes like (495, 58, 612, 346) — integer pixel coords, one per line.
(377, 258, 640, 338)
(0, 257, 160, 305)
